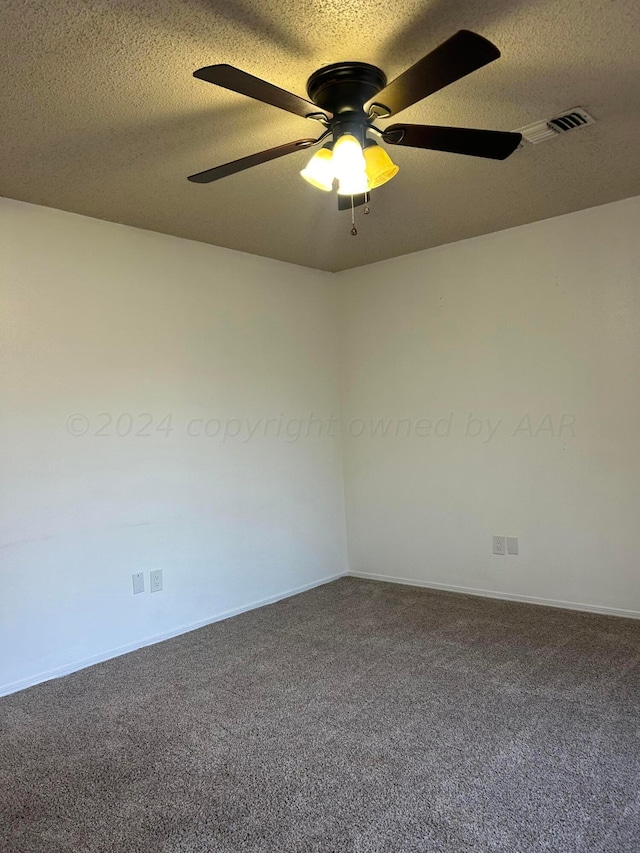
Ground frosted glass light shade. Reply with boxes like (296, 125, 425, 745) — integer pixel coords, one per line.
(364, 143, 399, 189)
(332, 134, 366, 178)
(337, 173, 369, 195)
(333, 133, 368, 195)
(300, 147, 334, 191)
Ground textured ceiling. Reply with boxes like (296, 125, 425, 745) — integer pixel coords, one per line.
(2, 0, 639, 271)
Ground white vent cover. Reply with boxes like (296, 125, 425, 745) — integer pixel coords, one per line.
(518, 107, 596, 145)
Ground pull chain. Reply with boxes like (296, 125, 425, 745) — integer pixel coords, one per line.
(350, 195, 357, 236)
(348, 193, 371, 235)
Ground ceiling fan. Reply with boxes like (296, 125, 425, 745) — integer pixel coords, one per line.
(188, 30, 522, 216)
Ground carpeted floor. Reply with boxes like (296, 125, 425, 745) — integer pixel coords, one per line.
(1, 577, 639, 852)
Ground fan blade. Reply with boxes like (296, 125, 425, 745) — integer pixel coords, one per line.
(188, 139, 316, 183)
(383, 124, 522, 160)
(366, 30, 500, 117)
(338, 193, 367, 211)
(194, 65, 331, 121)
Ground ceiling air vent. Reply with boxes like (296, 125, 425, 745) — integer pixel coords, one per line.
(518, 107, 596, 145)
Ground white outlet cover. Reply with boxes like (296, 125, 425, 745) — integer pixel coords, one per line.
(507, 537, 519, 555)
(492, 536, 506, 555)
(150, 569, 163, 592)
(132, 572, 145, 594)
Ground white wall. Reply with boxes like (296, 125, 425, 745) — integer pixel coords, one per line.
(0, 199, 348, 694)
(2, 194, 639, 695)
(337, 196, 640, 616)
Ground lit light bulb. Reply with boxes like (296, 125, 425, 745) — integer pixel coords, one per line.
(333, 133, 369, 195)
(300, 147, 334, 191)
(332, 134, 365, 179)
(337, 173, 369, 195)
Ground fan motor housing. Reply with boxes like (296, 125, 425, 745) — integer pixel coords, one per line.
(306, 62, 387, 116)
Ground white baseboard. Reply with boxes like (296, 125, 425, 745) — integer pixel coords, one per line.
(5, 569, 636, 697)
(0, 571, 347, 697)
(348, 571, 640, 620)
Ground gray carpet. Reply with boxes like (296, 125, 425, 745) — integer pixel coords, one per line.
(1, 577, 639, 852)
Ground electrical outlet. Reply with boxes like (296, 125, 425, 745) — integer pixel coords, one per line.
(150, 569, 163, 593)
(507, 537, 519, 555)
(132, 572, 145, 594)
(492, 536, 506, 555)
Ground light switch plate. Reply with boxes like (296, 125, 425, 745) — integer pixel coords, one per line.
(132, 572, 145, 594)
(493, 536, 506, 555)
(507, 537, 519, 555)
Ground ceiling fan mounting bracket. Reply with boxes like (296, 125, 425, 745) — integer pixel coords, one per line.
(306, 62, 387, 117)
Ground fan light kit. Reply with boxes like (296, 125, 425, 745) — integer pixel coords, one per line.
(188, 31, 522, 235)
(301, 138, 399, 195)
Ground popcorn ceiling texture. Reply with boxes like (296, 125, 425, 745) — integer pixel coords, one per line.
(2, 0, 640, 270)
